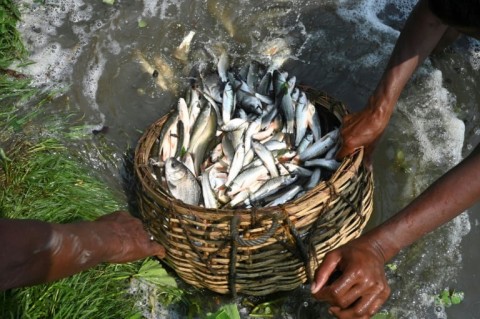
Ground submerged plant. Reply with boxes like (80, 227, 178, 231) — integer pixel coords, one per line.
(434, 289, 464, 308)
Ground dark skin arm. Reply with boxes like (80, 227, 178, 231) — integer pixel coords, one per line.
(0, 211, 165, 291)
(312, 0, 477, 317)
(313, 144, 480, 318)
(336, 0, 451, 165)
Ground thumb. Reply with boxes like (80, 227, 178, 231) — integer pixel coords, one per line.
(148, 236, 166, 258)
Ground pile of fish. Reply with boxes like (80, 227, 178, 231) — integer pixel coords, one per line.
(149, 54, 341, 209)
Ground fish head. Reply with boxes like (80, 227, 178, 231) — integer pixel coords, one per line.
(164, 157, 187, 182)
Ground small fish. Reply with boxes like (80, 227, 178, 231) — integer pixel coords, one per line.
(304, 158, 341, 171)
(248, 174, 298, 204)
(158, 112, 179, 161)
(217, 51, 229, 83)
(298, 128, 339, 162)
(307, 102, 322, 141)
(295, 92, 308, 146)
(227, 164, 269, 195)
(221, 118, 247, 132)
(297, 133, 313, 154)
(188, 104, 218, 175)
(222, 81, 235, 124)
(257, 71, 272, 96)
(165, 157, 201, 205)
(201, 168, 219, 209)
(177, 98, 191, 149)
(173, 31, 196, 62)
(244, 117, 262, 153)
(265, 185, 303, 207)
(226, 143, 245, 186)
(278, 87, 295, 139)
(304, 168, 321, 190)
(283, 163, 312, 177)
(252, 141, 279, 178)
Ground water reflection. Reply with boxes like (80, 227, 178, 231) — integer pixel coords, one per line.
(16, 0, 480, 318)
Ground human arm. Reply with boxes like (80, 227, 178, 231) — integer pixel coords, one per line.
(336, 0, 451, 162)
(0, 211, 165, 291)
(312, 144, 480, 318)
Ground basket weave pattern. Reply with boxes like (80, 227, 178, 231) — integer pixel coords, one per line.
(134, 89, 374, 296)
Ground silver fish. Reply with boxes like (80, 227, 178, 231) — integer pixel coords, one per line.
(165, 157, 201, 205)
(307, 102, 322, 141)
(252, 141, 279, 178)
(178, 98, 191, 150)
(304, 158, 341, 171)
(221, 134, 235, 164)
(201, 168, 219, 208)
(283, 163, 313, 177)
(298, 128, 339, 162)
(222, 81, 235, 124)
(244, 117, 262, 153)
(305, 168, 321, 190)
(265, 185, 303, 207)
(278, 87, 295, 140)
(248, 174, 298, 204)
(188, 104, 218, 175)
(221, 118, 247, 132)
(173, 31, 196, 62)
(297, 133, 313, 154)
(226, 143, 245, 186)
(227, 164, 269, 195)
(217, 51, 229, 83)
(229, 179, 265, 207)
(295, 91, 308, 146)
(257, 71, 272, 96)
(272, 69, 287, 98)
(159, 113, 179, 161)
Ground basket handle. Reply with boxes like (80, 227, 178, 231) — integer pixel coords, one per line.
(231, 213, 280, 247)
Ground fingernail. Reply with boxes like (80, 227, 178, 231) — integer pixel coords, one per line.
(311, 283, 316, 292)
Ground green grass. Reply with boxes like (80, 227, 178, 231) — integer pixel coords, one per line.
(0, 2, 148, 318)
(0, 0, 28, 69)
(0, 102, 147, 319)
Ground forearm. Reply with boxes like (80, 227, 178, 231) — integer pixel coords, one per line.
(0, 219, 109, 290)
(0, 211, 165, 291)
(366, 145, 480, 262)
(369, 0, 448, 119)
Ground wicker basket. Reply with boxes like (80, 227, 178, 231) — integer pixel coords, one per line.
(134, 87, 374, 296)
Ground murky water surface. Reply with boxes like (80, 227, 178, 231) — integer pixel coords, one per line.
(15, 0, 480, 317)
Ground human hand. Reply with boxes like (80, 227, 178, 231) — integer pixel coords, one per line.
(311, 237, 390, 318)
(336, 103, 390, 169)
(94, 211, 166, 263)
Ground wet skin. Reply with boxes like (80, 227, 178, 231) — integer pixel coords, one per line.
(312, 0, 480, 318)
(0, 211, 165, 291)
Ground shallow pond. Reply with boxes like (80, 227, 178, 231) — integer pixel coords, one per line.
(15, 0, 480, 317)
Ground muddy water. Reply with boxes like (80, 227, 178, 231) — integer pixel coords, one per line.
(16, 0, 480, 318)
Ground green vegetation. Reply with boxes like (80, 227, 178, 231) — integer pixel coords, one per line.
(0, 3, 233, 318)
(434, 289, 464, 308)
(0, 2, 148, 318)
(0, 0, 27, 69)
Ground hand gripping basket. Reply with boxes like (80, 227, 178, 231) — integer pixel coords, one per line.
(134, 87, 374, 296)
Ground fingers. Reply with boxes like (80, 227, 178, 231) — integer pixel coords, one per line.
(320, 271, 391, 319)
(329, 287, 390, 319)
(150, 242, 166, 259)
(148, 234, 167, 258)
(311, 252, 342, 294)
(314, 269, 358, 307)
(97, 211, 167, 263)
